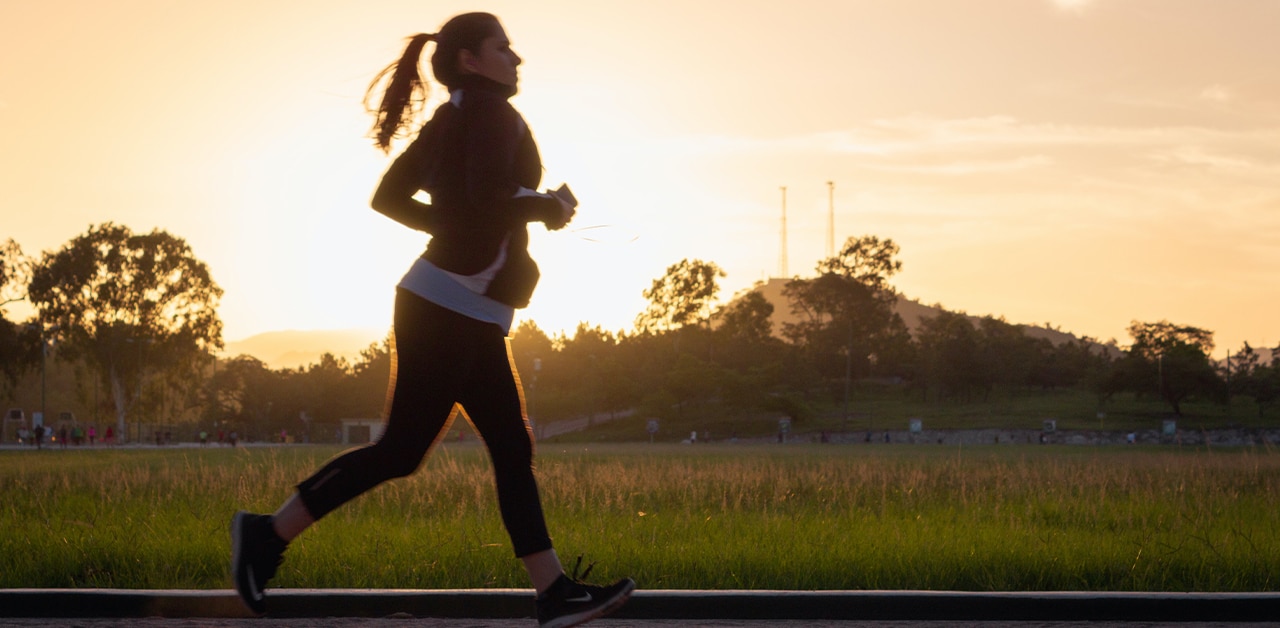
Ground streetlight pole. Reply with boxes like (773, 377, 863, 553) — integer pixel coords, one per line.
(842, 318, 853, 435)
(26, 323, 56, 437)
(125, 335, 154, 444)
(530, 358, 541, 439)
(40, 331, 47, 434)
(842, 347, 850, 435)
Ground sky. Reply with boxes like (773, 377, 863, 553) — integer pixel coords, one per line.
(2, 0, 1278, 358)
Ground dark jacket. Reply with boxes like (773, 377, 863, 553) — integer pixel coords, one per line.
(371, 75, 562, 308)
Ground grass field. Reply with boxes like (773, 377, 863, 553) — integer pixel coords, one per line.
(539, 387, 1279, 445)
(1, 442, 1277, 592)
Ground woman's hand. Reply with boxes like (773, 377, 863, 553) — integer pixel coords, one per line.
(544, 195, 576, 231)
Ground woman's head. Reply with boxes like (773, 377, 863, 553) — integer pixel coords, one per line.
(430, 12, 515, 89)
(366, 12, 516, 152)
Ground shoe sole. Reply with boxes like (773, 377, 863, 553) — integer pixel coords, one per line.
(541, 579, 636, 628)
(230, 511, 266, 616)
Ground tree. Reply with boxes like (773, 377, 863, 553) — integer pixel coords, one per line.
(208, 355, 279, 434)
(510, 320, 554, 386)
(1, 239, 30, 312)
(28, 223, 224, 440)
(781, 272, 906, 383)
(1119, 320, 1223, 415)
(713, 289, 786, 378)
(636, 259, 725, 333)
(557, 323, 619, 422)
(664, 352, 721, 416)
(816, 235, 903, 292)
(0, 319, 40, 395)
(1054, 336, 1115, 396)
(350, 335, 393, 418)
(1231, 342, 1280, 419)
(783, 234, 909, 385)
(915, 310, 984, 400)
(975, 316, 1060, 392)
(0, 239, 41, 392)
(1126, 320, 1215, 358)
(716, 290, 774, 344)
(304, 353, 363, 424)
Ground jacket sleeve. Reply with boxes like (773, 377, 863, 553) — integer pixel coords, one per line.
(369, 131, 444, 234)
(462, 97, 563, 228)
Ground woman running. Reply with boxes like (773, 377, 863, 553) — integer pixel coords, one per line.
(230, 13, 634, 628)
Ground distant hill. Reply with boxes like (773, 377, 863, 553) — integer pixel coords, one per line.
(222, 329, 386, 370)
(749, 277, 1088, 347)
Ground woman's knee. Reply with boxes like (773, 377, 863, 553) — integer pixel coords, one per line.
(370, 438, 431, 479)
(488, 431, 535, 470)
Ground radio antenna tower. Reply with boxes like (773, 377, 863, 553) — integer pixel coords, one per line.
(826, 181, 835, 258)
(779, 186, 789, 277)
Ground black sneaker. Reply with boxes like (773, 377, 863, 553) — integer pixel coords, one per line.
(536, 568, 636, 628)
(230, 511, 287, 615)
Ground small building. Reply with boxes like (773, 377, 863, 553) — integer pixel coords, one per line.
(3, 409, 25, 443)
(339, 418, 384, 445)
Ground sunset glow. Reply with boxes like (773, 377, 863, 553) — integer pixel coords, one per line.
(3, 0, 1277, 357)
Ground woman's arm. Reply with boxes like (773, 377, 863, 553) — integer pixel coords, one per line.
(462, 96, 565, 229)
(370, 136, 443, 234)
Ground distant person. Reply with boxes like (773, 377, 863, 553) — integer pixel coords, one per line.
(104, 425, 114, 445)
(230, 13, 633, 627)
(59, 425, 68, 449)
(88, 425, 96, 446)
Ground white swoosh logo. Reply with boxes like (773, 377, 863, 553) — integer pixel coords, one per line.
(566, 593, 592, 603)
(246, 565, 264, 601)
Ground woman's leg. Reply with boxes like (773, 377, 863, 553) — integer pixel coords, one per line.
(289, 291, 466, 532)
(521, 548, 565, 595)
(455, 324, 561, 593)
(233, 291, 466, 614)
(270, 494, 314, 542)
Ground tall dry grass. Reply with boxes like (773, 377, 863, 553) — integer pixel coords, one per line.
(1, 443, 1276, 590)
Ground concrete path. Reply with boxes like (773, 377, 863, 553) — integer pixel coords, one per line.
(1, 589, 1278, 626)
(0, 619, 1278, 628)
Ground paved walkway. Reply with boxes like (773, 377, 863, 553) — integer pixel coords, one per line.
(1, 620, 1277, 628)
(1, 589, 1278, 626)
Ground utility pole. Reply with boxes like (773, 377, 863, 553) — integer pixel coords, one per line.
(40, 331, 47, 434)
(827, 181, 835, 259)
(1225, 348, 1231, 415)
(779, 186, 789, 278)
(842, 320, 852, 434)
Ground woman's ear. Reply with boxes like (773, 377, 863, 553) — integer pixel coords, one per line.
(457, 48, 477, 74)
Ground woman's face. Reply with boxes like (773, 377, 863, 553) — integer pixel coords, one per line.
(460, 25, 521, 87)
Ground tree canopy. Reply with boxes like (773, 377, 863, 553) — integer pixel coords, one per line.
(816, 235, 903, 291)
(28, 223, 224, 440)
(0, 238, 30, 314)
(636, 259, 725, 333)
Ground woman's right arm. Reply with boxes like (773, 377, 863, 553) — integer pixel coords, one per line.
(369, 133, 442, 233)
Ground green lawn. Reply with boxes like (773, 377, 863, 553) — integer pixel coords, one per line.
(547, 386, 1276, 444)
(2, 443, 1277, 591)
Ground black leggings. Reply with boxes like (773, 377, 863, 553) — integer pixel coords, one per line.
(296, 289, 552, 557)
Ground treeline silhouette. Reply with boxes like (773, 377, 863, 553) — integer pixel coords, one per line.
(2, 229, 1278, 443)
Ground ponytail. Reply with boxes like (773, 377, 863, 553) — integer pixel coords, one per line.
(365, 33, 434, 153)
(364, 14, 502, 153)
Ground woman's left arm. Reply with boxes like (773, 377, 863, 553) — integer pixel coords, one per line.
(462, 97, 565, 229)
